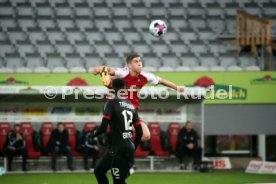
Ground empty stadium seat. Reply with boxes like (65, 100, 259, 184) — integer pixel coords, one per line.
(0, 123, 11, 155)
(15, 67, 32, 73)
(20, 123, 41, 158)
(40, 122, 54, 155)
(33, 67, 51, 73)
(0, 67, 14, 73)
(135, 144, 150, 158)
(167, 123, 181, 153)
(83, 122, 97, 132)
(64, 122, 81, 156)
(209, 66, 226, 72)
(143, 66, 157, 72)
(192, 66, 209, 71)
(52, 66, 69, 73)
(70, 66, 86, 73)
(245, 65, 261, 71)
(148, 123, 170, 156)
(175, 66, 192, 72)
(227, 65, 243, 71)
(158, 66, 174, 72)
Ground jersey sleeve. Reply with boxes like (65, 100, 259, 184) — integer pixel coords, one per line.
(103, 101, 113, 119)
(114, 67, 129, 78)
(142, 72, 160, 85)
(132, 110, 141, 127)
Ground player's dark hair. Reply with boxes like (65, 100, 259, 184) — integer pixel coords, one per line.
(126, 53, 140, 64)
(57, 122, 64, 128)
(112, 78, 126, 95)
(13, 123, 20, 129)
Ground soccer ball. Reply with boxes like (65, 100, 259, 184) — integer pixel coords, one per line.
(149, 20, 167, 37)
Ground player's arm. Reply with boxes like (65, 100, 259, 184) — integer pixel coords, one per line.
(158, 78, 186, 93)
(133, 111, 143, 149)
(145, 72, 186, 93)
(93, 116, 109, 137)
(94, 101, 112, 137)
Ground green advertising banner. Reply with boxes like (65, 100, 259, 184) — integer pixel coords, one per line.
(0, 72, 276, 104)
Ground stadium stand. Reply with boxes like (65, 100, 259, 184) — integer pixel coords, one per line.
(1, 0, 275, 72)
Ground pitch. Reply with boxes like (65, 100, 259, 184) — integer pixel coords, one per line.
(1, 171, 276, 184)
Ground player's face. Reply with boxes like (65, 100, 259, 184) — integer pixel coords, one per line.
(14, 125, 20, 133)
(58, 124, 65, 133)
(128, 57, 142, 73)
(185, 123, 193, 131)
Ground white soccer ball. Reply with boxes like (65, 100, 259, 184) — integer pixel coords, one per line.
(149, 20, 167, 37)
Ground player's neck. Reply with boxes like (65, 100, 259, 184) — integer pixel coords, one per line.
(129, 70, 139, 76)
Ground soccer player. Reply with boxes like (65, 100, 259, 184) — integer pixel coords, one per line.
(92, 53, 186, 141)
(93, 78, 143, 184)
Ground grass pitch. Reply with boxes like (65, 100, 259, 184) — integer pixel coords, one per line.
(1, 171, 276, 184)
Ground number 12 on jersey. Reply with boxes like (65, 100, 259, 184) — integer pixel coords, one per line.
(122, 110, 133, 131)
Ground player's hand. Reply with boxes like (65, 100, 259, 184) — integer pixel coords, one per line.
(8, 146, 15, 150)
(92, 66, 103, 75)
(177, 86, 186, 93)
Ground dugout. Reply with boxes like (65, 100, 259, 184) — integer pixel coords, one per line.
(0, 86, 205, 171)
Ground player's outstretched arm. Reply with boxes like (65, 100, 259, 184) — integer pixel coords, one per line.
(158, 78, 186, 93)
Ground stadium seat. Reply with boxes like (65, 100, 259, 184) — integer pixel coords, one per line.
(85, 55, 104, 68)
(18, 19, 36, 32)
(83, 122, 97, 132)
(70, 67, 86, 73)
(36, 6, 54, 17)
(143, 66, 158, 72)
(143, 55, 161, 69)
(175, 66, 192, 72)
(200, 56, 218, 67)
(219, 56, 238, 67)
(0, 123, 11, 155)
(227, 66, 243, 71)
(158, 66, 174, 72)
(64, 122, 82, 156)
(6, 55, 24, 69)
(66, 54, 84, 69)
(75, 41, 93, 57)
(180, 56, 199, 68)
(40, 122, 54, 155)
(148, 123, 170, 156)
(192, 66, 209, 71)
(15, 67, 32, 73)
(26, 53, 44, 69)
(167, 123, 181, 153)
(0, 67, 14, 73)
(105, 56, 124, 67)
(113, 41, 132, 57)
(0, 41, 16, 57)
(66, 29, 84, 44)
(20, 123, 41, 158)
(245, 65, 261, 71)
(33, 67, 51, 73)
(209, 66, 226, 72)
(135, 144, 150, 158)
(52, 66, 69, 73)
(76, 18, 94, 31)
(169, 41, 189, 57)
(7, 31, 27, 44)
